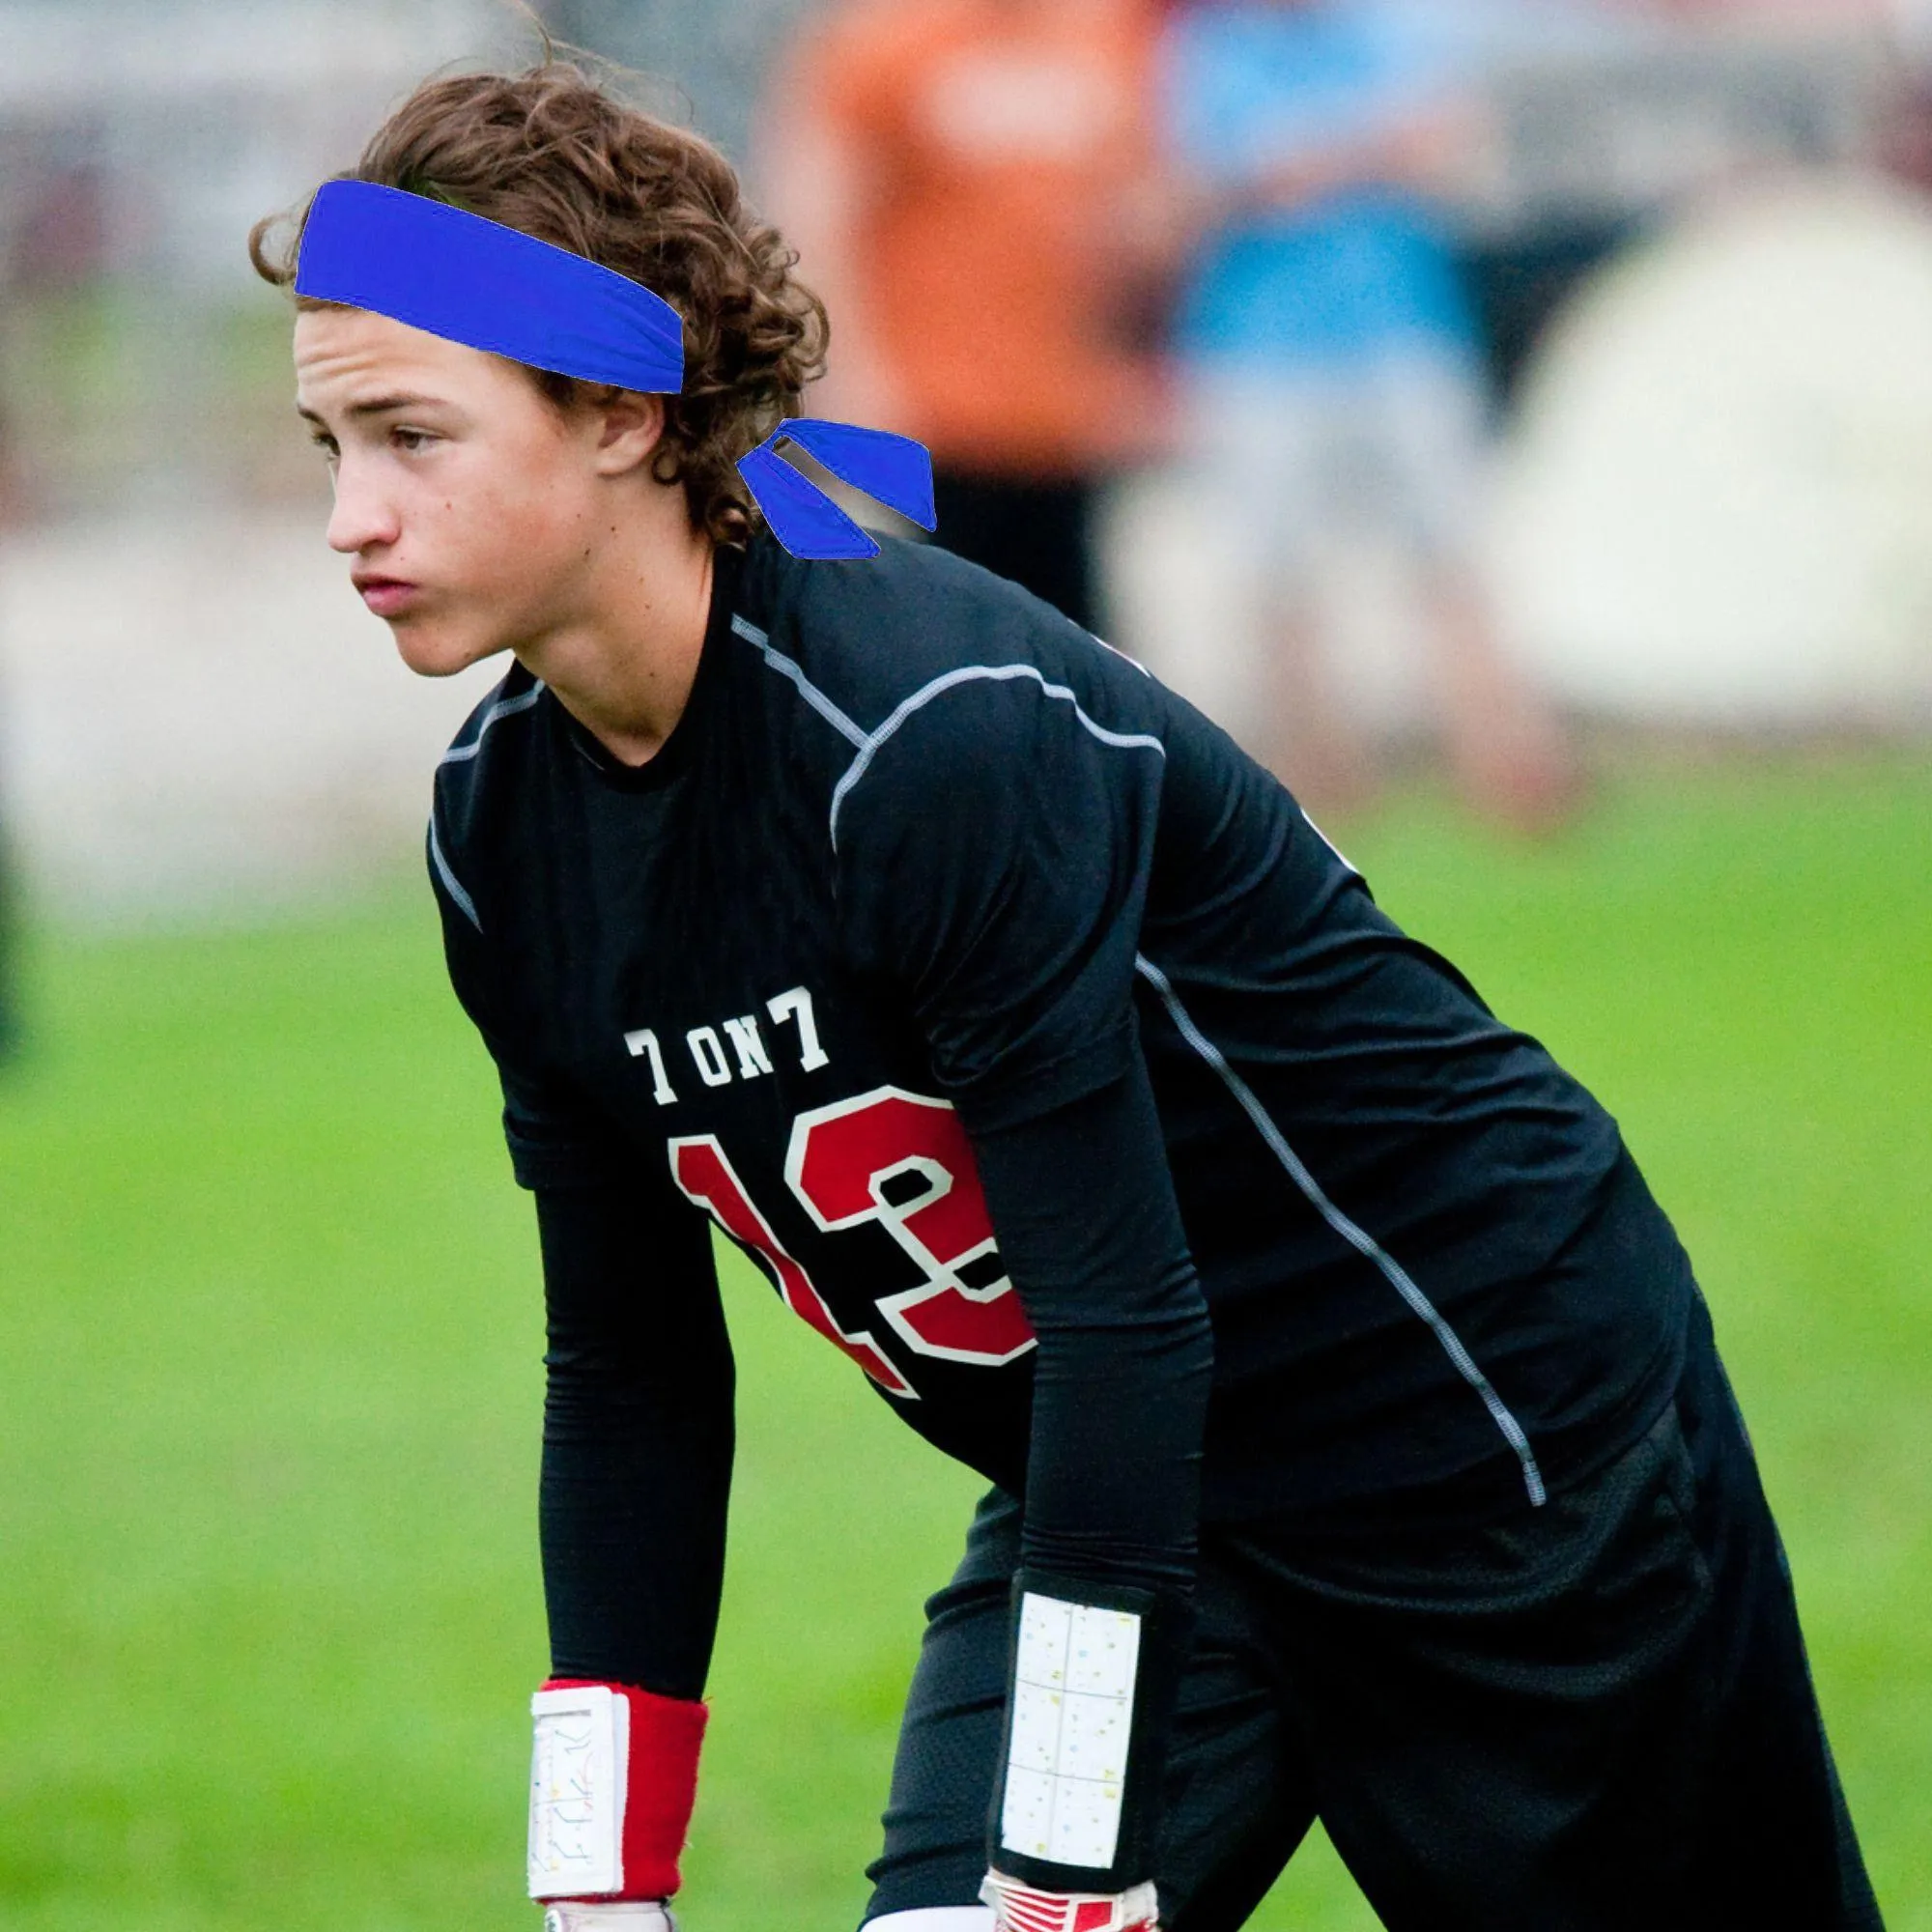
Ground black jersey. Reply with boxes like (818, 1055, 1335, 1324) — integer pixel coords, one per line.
(430, 530, 1692, 1696)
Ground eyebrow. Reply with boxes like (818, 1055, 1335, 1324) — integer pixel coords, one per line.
(295, 392, 447, 429)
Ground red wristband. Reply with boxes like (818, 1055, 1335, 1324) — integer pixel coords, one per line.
(540, 1678, 708, 1900)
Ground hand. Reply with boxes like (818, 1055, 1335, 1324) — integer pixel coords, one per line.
(980, 1869, 1160, 1932)
(539, 1903, 675, 1932)
(1242, 99, 1484, 213)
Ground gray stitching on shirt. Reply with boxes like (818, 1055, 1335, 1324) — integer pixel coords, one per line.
(438, 681, 545, 765)
(828, 664, 1166, 852)
(1134, 952, 1548, 1508)
(733, 613, 867, 749)
(427, 810, 481, 933)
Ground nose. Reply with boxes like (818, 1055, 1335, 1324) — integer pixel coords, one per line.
(325, 458, 401, 559)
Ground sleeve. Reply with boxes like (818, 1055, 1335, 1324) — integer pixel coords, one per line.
(425, 806, 733, 1694)
(536, 1180, 734, 1699)
(836, 682, 1214, 1893)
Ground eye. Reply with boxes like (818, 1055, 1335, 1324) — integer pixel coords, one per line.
(306, 428, 437, 455)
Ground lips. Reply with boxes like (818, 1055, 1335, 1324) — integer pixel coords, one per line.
(360, 579, 419, 614)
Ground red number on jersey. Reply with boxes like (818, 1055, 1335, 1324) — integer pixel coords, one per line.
(669, 1134, 916, 1398)
(785, 1088, 1036, 1368)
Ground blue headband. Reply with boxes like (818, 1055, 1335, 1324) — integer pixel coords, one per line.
(294, 179, 935, 560)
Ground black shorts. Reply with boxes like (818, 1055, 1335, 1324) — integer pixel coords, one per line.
(862, 1288, 1882, 1930)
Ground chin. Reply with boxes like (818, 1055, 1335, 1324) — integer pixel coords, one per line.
(392, 624, 506, 680)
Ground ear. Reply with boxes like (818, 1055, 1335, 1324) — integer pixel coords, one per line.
(591, 389, 668, 473)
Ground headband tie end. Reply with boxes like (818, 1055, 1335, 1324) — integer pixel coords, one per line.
(740, 423, 933, 561)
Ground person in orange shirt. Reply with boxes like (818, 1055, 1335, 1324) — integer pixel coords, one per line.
(754, 0, 1177, 634)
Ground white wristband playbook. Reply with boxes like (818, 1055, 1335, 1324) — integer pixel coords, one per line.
(526, 1676, 709, 1907)
(1000, 1593, 1145, 1870)
(529, 1685, 632, 1898)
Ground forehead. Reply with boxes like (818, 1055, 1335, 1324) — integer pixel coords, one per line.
(292, 306, 512, 414)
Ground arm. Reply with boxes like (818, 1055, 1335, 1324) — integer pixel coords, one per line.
(834, 653, 1208, 1911)
(426, 807, 730, 1916)
(528, 1182, 732, 1919)
(966, 1064, 1209, 1604)
(536, 1181, 733, 1700)
(966, 1060, 1211, 1920)
(1237, 95, 1488, 213)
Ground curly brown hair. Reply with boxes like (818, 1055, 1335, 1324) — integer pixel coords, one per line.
(246, 19, 828, 546)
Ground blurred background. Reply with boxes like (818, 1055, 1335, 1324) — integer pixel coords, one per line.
(0, 2, 1926, 1928)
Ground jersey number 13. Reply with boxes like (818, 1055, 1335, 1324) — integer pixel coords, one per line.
(668, 1087, 1036, 1400)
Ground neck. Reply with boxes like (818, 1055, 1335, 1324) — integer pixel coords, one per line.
(518, 515, 718, 768)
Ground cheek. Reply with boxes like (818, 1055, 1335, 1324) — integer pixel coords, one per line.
(459, 463, 587, 583)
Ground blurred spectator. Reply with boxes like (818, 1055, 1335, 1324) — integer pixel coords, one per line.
(0, 398, 24, 1065)
(753, 0, 1174, 633)
(0, 408, 28, 525)
(1152, 0, 1578, 829)
(1881, 0, 1932, 190)
(0, 156, 90, 1064)
(9, 155, 110, 294)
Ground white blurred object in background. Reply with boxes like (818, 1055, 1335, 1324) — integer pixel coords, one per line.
(0, 507, 505, 919)
(0, 0, 521, 920)
(1489, 175, 1932, 727)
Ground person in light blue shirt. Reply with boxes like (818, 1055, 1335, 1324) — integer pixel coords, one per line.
(1167, 0, 1481, 370)
(1152, 0, 1577, 830)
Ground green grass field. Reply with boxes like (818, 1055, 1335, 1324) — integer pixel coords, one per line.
(1, 751, 1926, 1931)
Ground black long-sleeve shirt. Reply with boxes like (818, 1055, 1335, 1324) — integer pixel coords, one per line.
(430, 529, 1692, 1889)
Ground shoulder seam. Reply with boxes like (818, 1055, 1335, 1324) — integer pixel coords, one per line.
(827, 664, 1165, 852)
(731, 613, 867, 750)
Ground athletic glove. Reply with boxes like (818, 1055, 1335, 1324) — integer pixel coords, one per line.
(980, 1869, 1162, 1932)
(527, 1679, 707, 1907)
(539, 1906, 675, 1932)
